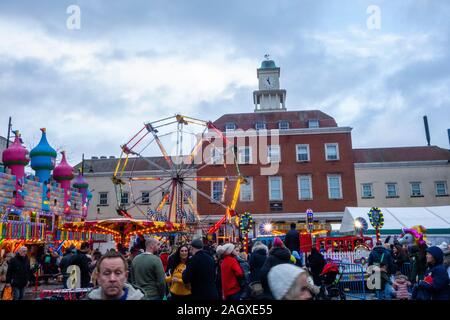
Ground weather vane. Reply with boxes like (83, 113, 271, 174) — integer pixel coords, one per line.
(264, 53, 270, 60)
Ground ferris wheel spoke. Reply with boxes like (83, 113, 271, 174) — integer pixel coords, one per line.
(129, 176, 165, 181)
(183, 183, 228, 210)
(183, 127, 208, 173)
(131, 152, 173, 175)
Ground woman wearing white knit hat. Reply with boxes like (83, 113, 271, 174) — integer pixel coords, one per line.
(268, 263, 320, 300)
(220, 243, 244, 300)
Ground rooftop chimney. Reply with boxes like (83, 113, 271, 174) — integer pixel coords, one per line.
(423, 116, 431, 146)
(447, 128, 450, 148)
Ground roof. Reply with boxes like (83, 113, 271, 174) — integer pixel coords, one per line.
(213, 110, 338, 131)
(260, 60, 277, 69)
(74, 156, 196, 173)
(353, 146, 450, 163)
(340, 206, 450, 234)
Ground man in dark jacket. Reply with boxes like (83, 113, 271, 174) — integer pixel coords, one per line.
(182, 238, 218, 300)
(259, 238, 291, 299)
(59, 246, 75, 289)
(5, 246, 30, 300)
(413, 246, 450, 300)
(284, 223, 300, 253)
(69, 242, 92, 288)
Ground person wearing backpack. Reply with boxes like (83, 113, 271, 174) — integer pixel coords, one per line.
(368, 242, 395, 299)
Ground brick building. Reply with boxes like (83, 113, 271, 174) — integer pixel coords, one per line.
(197, 58, 357, 233)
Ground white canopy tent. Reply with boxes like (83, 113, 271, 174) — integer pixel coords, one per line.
(340, 206, 450, 237)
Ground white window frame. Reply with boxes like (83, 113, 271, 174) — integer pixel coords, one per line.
(240, 177, 254, 202)
(296, 144, 310, 162)
(255, 121, 266, 130)
(325, 143, 339, 161)
(120, 192, 129, 205)
(211, 181, 224, 202)
(327, 174, 342, 199)
(269, 176, 283, 201)
(278, 121, 289, 130)
(238, 146, 252, 164)
(98, 192, 108, 206)
(435, 181, 448, 196)
(267, 145, 281, 163)
(308, 119, 319, 128)
(141, 191, 150, 204)
(298, 175, 313, 200)
(410, 182, 423, 197)
(361, 183, 374, 198)
(210, 147, 223, 165)
(386, 183, 398, 197)
(225, 122, 236, 131)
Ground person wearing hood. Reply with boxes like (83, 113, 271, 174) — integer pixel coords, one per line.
(438, 242, 450, 278)
(219, 243, 244, 300)
(306, 248, 326, 285)
(413, 246, 450, 300)
(87, 250, 145, 300)
(259, 237, 292, 299)
(249, 241, 268, 284)
(5, 246, 30, 300)
(268, 263, 320, 300)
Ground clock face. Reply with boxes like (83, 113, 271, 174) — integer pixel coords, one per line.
(263, 76, 276, 89)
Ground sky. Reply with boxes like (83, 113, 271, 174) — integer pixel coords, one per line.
(1, 0, 449, 165)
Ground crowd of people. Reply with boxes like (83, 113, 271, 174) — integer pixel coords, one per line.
(366, 237, 450, 300)
(1, 223, 450, 301)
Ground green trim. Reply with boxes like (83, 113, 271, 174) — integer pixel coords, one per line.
(3, 160, 29, 166)
(54, 175, 74, 181)
(30, 151, 57, 157)
(73, 183, 89, 188)
(32, 165, 55, 170)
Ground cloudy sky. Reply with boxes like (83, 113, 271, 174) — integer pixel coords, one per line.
(1, 0, 449, 165)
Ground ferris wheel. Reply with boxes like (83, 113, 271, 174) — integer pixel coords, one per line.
(111, 114, 244, 226)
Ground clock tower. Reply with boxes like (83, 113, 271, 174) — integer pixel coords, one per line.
(253, 57, 287, 112)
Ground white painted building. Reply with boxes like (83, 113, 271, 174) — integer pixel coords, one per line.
(354, 146, 450, 207)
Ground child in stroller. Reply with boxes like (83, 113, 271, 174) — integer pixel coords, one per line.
(316, 260, 346, 300)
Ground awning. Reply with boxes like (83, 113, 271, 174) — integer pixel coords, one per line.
(340, 206, 450, 234)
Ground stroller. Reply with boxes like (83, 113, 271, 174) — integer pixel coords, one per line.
(315, 261, 346, 300)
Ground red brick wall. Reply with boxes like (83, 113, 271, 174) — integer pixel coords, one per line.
(196, 132, 357, 218)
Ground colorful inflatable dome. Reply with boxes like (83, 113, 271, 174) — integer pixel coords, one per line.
(2, 131, 30, 167)
(30, 128, 57, 183)
(53, 151, 74, 181)
(72, 170, 89, 189)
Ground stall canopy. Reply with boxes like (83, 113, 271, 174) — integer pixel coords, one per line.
(60, 218, 187, 246)
(340, 206, 450, 235)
